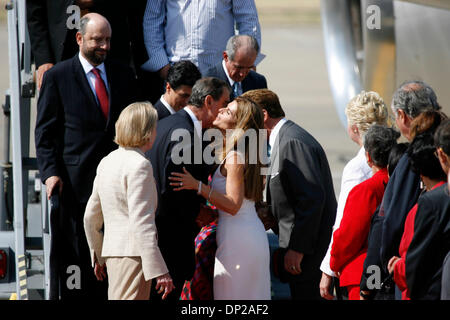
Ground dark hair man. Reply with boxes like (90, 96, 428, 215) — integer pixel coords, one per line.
(153, 60, 201, 120)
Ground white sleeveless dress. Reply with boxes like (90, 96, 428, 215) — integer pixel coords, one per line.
(211, 152, 271, 300)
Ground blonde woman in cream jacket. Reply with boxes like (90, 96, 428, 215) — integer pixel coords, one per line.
(84, 102, 174, 300)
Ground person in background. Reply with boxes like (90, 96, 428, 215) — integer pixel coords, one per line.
(27, 0, 147, 91)
(204, 35, 267, 100)
(34, 13, 138, 299)
(330, 125, 399, 300)
(379, 82, 442, 289)
(319, 91, 388, 300)
(359, 141, 409, 300)
(153, 60, 201, 120)
(387, 112, 447, 299)
(84, 102, 174, 300)
(405, 118, 450, 299)
(141, 0, 262, 101)
(142, 0, 261, 77)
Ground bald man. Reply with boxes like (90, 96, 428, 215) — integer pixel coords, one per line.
(35, 13, 138, 299)
(27, 0, 148, 90)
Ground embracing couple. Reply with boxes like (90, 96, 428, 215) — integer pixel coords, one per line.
(149, 78, 336, 300)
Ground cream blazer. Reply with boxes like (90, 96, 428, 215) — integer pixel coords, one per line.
(84, 146, 168, 281)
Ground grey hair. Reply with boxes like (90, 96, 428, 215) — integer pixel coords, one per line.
(188, 77, 230, 108)
(391, 80, 440, 118)
(79, 16, 90, 35)
(225, 35, 260, 61)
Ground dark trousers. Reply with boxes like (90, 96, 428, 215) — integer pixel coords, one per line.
(149, 233, 196, 302)
(288, 269, 323, 300)
(50, 193, 108, 300)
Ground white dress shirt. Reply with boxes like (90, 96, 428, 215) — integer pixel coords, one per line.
(160, 95, 176, 115)
(269, 118, 288, 151)
(78, 52, 109, 103)
(320, 147, 372, 276)
(184, 106, 202, 139)
(142, 0, 261, 74)
(222, 59, 242, 97)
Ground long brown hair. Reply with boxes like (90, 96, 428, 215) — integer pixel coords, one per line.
(410, 110, 448, 141)
(221, 97, 265, 202)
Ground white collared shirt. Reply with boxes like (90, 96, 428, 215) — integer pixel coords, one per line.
(320, 146, 373, 276)
(222, 59, 242, 96)
(269, 118, 288, 151)
(222, 59, 235, 87)
(184, 106, 202, 139)
(78, 52, 109, 102)
(160, 95, 176, 115)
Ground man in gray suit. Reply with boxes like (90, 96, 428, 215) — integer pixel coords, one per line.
(204, 35, 267, 100)
(243, 89, 337, 300)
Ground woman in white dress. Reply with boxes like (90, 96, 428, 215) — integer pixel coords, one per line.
(170, 96, 271, 300)
(318, 91, 388, 299)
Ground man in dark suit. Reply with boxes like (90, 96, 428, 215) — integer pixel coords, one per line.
(243, 89, 337, 300)
(147, 77, 230, 301)
(27, 0, 147, 91)
(204, 35, 267, 100)
(379, 81, 441, 276)
(35, 13, 137, 299)
(153, 60, 201, 120)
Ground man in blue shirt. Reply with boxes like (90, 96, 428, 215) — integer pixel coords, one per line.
(142, 0, 261, 79)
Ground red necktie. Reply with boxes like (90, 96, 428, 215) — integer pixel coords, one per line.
(91, 68, 109, 119)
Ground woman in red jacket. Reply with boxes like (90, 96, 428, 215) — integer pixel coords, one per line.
(330, 125, 400, 300)
(387, 111, 447, 299)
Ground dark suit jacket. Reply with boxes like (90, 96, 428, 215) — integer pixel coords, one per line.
(203, 61, 267, 99)
(380, 154, 421, 270)
(27, 0, 148, 69)
(266, 120, 337, 283)
(35, 54, 136, 299)
(35, 54, 137, 203)
(405, 184, 450, 300)
(154, 98, 172, 121)
(360, 203, 394, 298)
(146, 109, 212, 298)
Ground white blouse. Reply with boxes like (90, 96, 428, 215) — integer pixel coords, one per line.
(320, 147, 372, 276)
